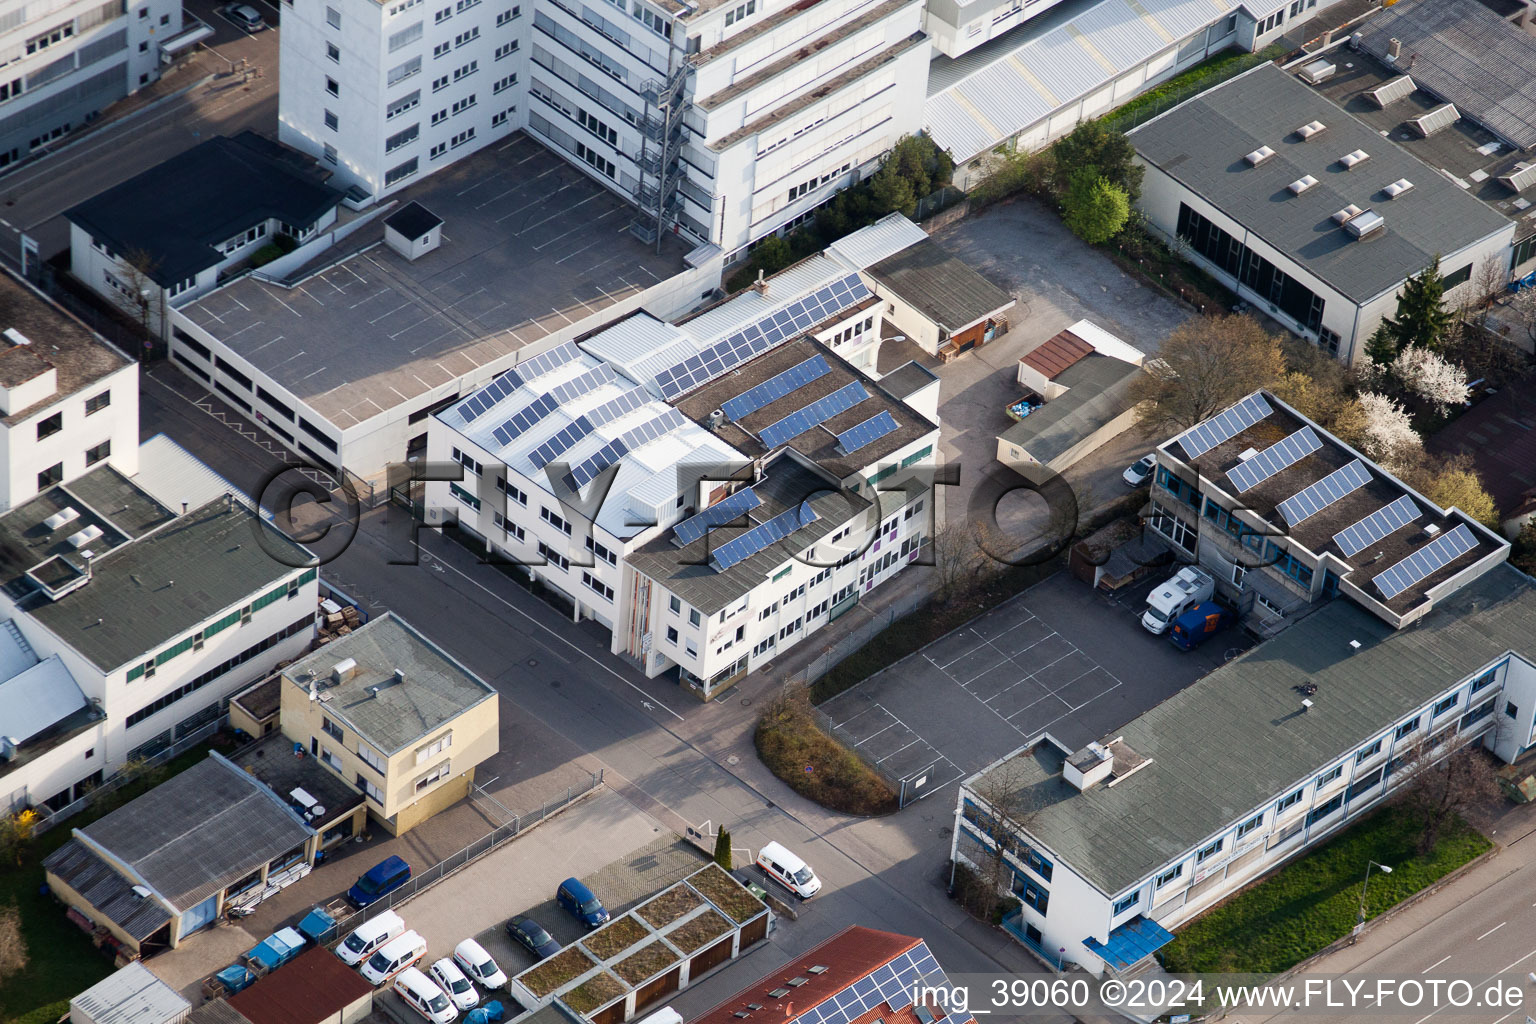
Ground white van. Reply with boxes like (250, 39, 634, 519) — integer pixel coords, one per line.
(337, 910, 405, 966)
(394, 966, 459, 1023)
(755, 841, 821, 899)
(362, 930, 428, 985)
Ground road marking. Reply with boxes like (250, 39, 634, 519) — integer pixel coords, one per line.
(1421, 954, 1451, 973)
(1476, 922, 1506, 940)
(1414, 948, 1536, 1024)
(1488, 1011, 1518, 1024)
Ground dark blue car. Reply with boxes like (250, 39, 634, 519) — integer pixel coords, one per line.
(505, 915, 561, 959)
(556, 878, 609, 929)
(347, 855, 411, 908)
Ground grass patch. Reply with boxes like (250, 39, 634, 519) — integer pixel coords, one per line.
(612, 940, 677, 986)
(636, 885, 702, 930)
(666, 908, 730, 954)
(519, 946, 598, 997)
(561, 970, 625, 1014)
(688, 864, 765, 924)
(755, 695, 899, 816)
(1161, 806, 1490, 974)
(1102, 45, 1288, 133)
(581, 915, 648, 961)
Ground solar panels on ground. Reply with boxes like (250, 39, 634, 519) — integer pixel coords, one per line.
(786, 945, 946, 1024)
(673, 487, 761, 546)
(654, 274, 870, 399)
(722, 356, 832, 421)
(710, 502, 819, 571)
(566, 408, 687, 489)
(1373, 523, 1479, 600)
(457, 370, 522, 423)
(1333, 494, 1421, 557)
(836, 411, 899, 454)
(1178, 394, 1274, 460)
(759, 382, 870, 449)
(1276, 459, 1371, 526)
(1225, 427, 1323, 493)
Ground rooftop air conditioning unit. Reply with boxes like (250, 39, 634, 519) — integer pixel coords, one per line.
(43, 507, 81, 531)
(1383, 178, 1415, 199)
(67, 525, 104, 549)
(1298, 61, 1335, 85)
(1344, 209, 1386, 239)
(1296, 119, 1327, 140)
(1288, 174, 1319, 195)
(1332, 203, 1364, 224)
(1339, 149, 1370, 170)
(1245, 145, 1276, 167)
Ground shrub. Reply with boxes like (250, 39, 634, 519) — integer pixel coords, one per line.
(755, 688, 897, 815)
(1060, 168, 1129, 244)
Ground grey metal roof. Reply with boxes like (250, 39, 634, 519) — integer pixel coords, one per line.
(0, 656, 88, 744)
(1355, 0, 1536, 150)
(1130, 63, 1514, 303)
(71, 753, 315, 912)
(71, 962, 189, 1024)
(998, 354, 1141, 465)
(867, 238, 1015, 332)
(979, 561, 1536, 897)
(279, 613, 496, 755)
(43, 840, 174, 941)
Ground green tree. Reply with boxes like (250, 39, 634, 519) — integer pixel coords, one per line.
(1511, 521, 1536, 577)
(1060, 168, 1129, 244)
(1365, 321, 1399, 365)
(1384, 259, 1454, 353)
(713, 828, 733, 870)
(1050, 121, 1144, 199)
(868, 162, 917, 218)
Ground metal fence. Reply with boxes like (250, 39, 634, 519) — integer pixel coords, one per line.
(324, 770, 605, 940)
(784, 588, 931, 689)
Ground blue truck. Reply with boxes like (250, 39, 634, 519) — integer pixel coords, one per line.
(1168, 601, 1233, 651)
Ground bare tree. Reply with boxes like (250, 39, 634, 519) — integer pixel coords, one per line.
(931, 520, 993, 607)
(1460, 254, 1509, 332)
(1392, 735, 1501, 855)
(111, 247, 165, 351)
(0, 904, 25, 982)
(1128, 314, 1288, 434)
(1514, 288, 1536, 346)
(959, 756, 1046, 921)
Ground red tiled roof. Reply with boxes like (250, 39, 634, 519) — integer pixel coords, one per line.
(1021, 329, 1093, 380)
(1426, 383, 1536, 513)
(689, 927, 930, 1024)
(227, 947, 374, 1024)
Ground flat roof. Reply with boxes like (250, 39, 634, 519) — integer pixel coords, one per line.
(867, 237, 1015, 333)
(980, 561, 1536, 897)
(230, 730, 366, 824)
(279, 613, 495, 754)
(65, 133, 343, 287)
(179, 135, 689, 432)
(227, 947, 374, 1024)
(1355, 0, 1536, 150)
(877, 360, 939, 402)
(1000, 353, 1141, 464)
(1020, 328, 1094, 380)
(1159, 390, 1508, 615)
(1130, 63, 1514, 303)
(0, 268, 129, 425)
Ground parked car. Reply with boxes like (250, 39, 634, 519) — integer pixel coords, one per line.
(1167, 601, 1234, 651)
(505, 916, 560, 960)
(1122, 454, 1156, 487)
(428, 958, 480, 1011)
(225, 3, 265, 29)
(755, 841, 821, 899)
(361, 930, 428, 985)
(394, 967, 459, 1023)
(453, 939, 508, 990)
(348, 855, 412, 908)
(556, 878, 609, 929)
(337, 911, 405, 966)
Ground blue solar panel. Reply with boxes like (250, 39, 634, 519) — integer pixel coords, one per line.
(516, 341, 582, 380)
(565, 408, 687, 489)
(673, 487, 762, 546)
(586, 386, 650, 428)
(1373, 523, 1478, 600)
(1225, 426, 1322, 493)
(1276, 459, 1371, 526)
(456, 370, 523, 423)
(528, 415, 595, 469)
(760, 382, 870, 448)
(1333, 494, 1421, 558)
(836, 411, 899, 454)
(1178, 393, 1274, 460)
(722, 356, 832, 421)
(710, 501, 819, 570)
(490, 392, 559, 447)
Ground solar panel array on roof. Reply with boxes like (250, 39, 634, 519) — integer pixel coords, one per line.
(710, 502, 819, 571)
(759, 382, 870, 449)
(486, 364, 619, 449)
(654, 275, 870, 400)
(1276, 459, 1371, 526)
(722, 356, 832, 421)
(529, 416, 595, 469)
(565, 408, 687, 489)
(1178, 394, 1274, 460)
(586, 386, 651, 428)
(1333, 494, 1422, 557)
(673, 487, 762, 546)
(1373, 523, 1479, 600)
(1226, 427, 1323, 493)
(457, 370, 523, 423)
(785, 944, 946, 1024)
(836, 411, 899, 454)
(518, 341, 583, 380)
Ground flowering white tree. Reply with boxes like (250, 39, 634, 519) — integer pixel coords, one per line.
(1356, 391, 1424, 470)
(1391, 346, 1470, 415)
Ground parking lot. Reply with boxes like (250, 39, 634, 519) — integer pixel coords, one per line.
(820, 570, 1252, 790)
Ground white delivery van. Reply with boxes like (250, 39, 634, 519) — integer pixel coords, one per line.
(362, 930, 428, 985)
(1141, 566, 1215, 634)
(756, 841, 822, 899)
(337, 910, 406, 965)
(394, 966, 460, 1023)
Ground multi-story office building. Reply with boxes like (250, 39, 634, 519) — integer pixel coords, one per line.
(0, 0, 181, 169)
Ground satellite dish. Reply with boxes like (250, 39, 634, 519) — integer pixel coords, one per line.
(311, 805, 326, 818)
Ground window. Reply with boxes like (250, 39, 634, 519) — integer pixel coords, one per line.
(1236, 813, 1264, 839)
(1433, 694, 1459, 717)
(1277, 788, 1304, 814)
(631, 1, 670, 37)
(388, 20, 422, 49)
(37, 463, 62, 489)
(357, 743, 386, 773)
(37, 413, 62, 440)
(1442, 263, 1473, 290)
(688, 609, 701, 627)
(1016, 878, 1048, 914)
(492, 512, 525, 541)
(582, 572, 614, 601)
(494, 73, 517, 93)
(1462, 700, 1496, 730)
(386, 123, 420, 152)
(326, 76, 340, 97)
(1355, 738, 1383, 764)
(324, 109, 339, 131)
(323, 143, 338, 164)
(434, 40, 451, 58)
(1155, 864, 1183, 889)
(322, 717, 344, 741)
(495, 41, 517, 58)
(666, 626, 679, 643)
(1316, 764, 1342, 788)
(386, 157, 420, 186)
(455, 27, 479, 45)
(724, 0, 755, 24)
(498, 478, 527, 505)
(753, 636, 775, 656)
(585, 536, 617, 565)
(1307, 794, 1344, 827)
(451, 94, 477, 114)
(451, 447, 481, 475)
(417, 760, 452, 791)
(492, 107, 514, 128)
(1507, 701, 1520, 720)
(415, 732, 452, 764)
(26, 23, 74, 54)
(1196, 838, 1223, 864)
(388, 90, 421, 118)
(449, 483, 481, 511)
(1394, 716, 1420, 741)
(1514, 232, 1536, 270)
(430, 142, 448, 159)
(326, 5, 342, 26)
(497, 6, 519, 24)
(432, 108, 448, 126)
(85, 440, 110, 466)
(453, 60, 479, 81)
(1112, 891, 1139, 915)
(668, 596, 681, 614)
(1024, 848, 1052, 881)
(1176, 203, 1323, 331)
(436, 5, 452, 20)
(541, 506, 572, 535)
(327, 42, 341, 63)
(358, 774, 384, 803)
(578, 108, 617, 145)
(576, 141, 615, 179)
(538, 541, 570, 571)
(1471, 668, 1498, 693)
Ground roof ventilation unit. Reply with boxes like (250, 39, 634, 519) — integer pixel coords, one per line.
(1498, 162, 1536, 193)
(1298, 61, 1335, 85)
(1382, 178, 1415, 199)
(1339, 149, 1370, 170)
(1288, 174, 1319, 195)
(67, 525, 104, 549)
(1344, 209, 1386, 240)
(43, 507, 81, 531)
(1367, 75, 1415, 107)
(1245, 145, 1276, 167)
(1332, 203, 1364, 224)
(1296, 120, 1327, 140)
(1408, 103, 1459, 137)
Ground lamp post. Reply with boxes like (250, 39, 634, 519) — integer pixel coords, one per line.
(1353, 861, 1392, 942)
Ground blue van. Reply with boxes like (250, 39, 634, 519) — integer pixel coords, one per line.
(1168, 601, 1233, 651)
(556, 878, 609, 929)
(347, 855, 412, 908)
